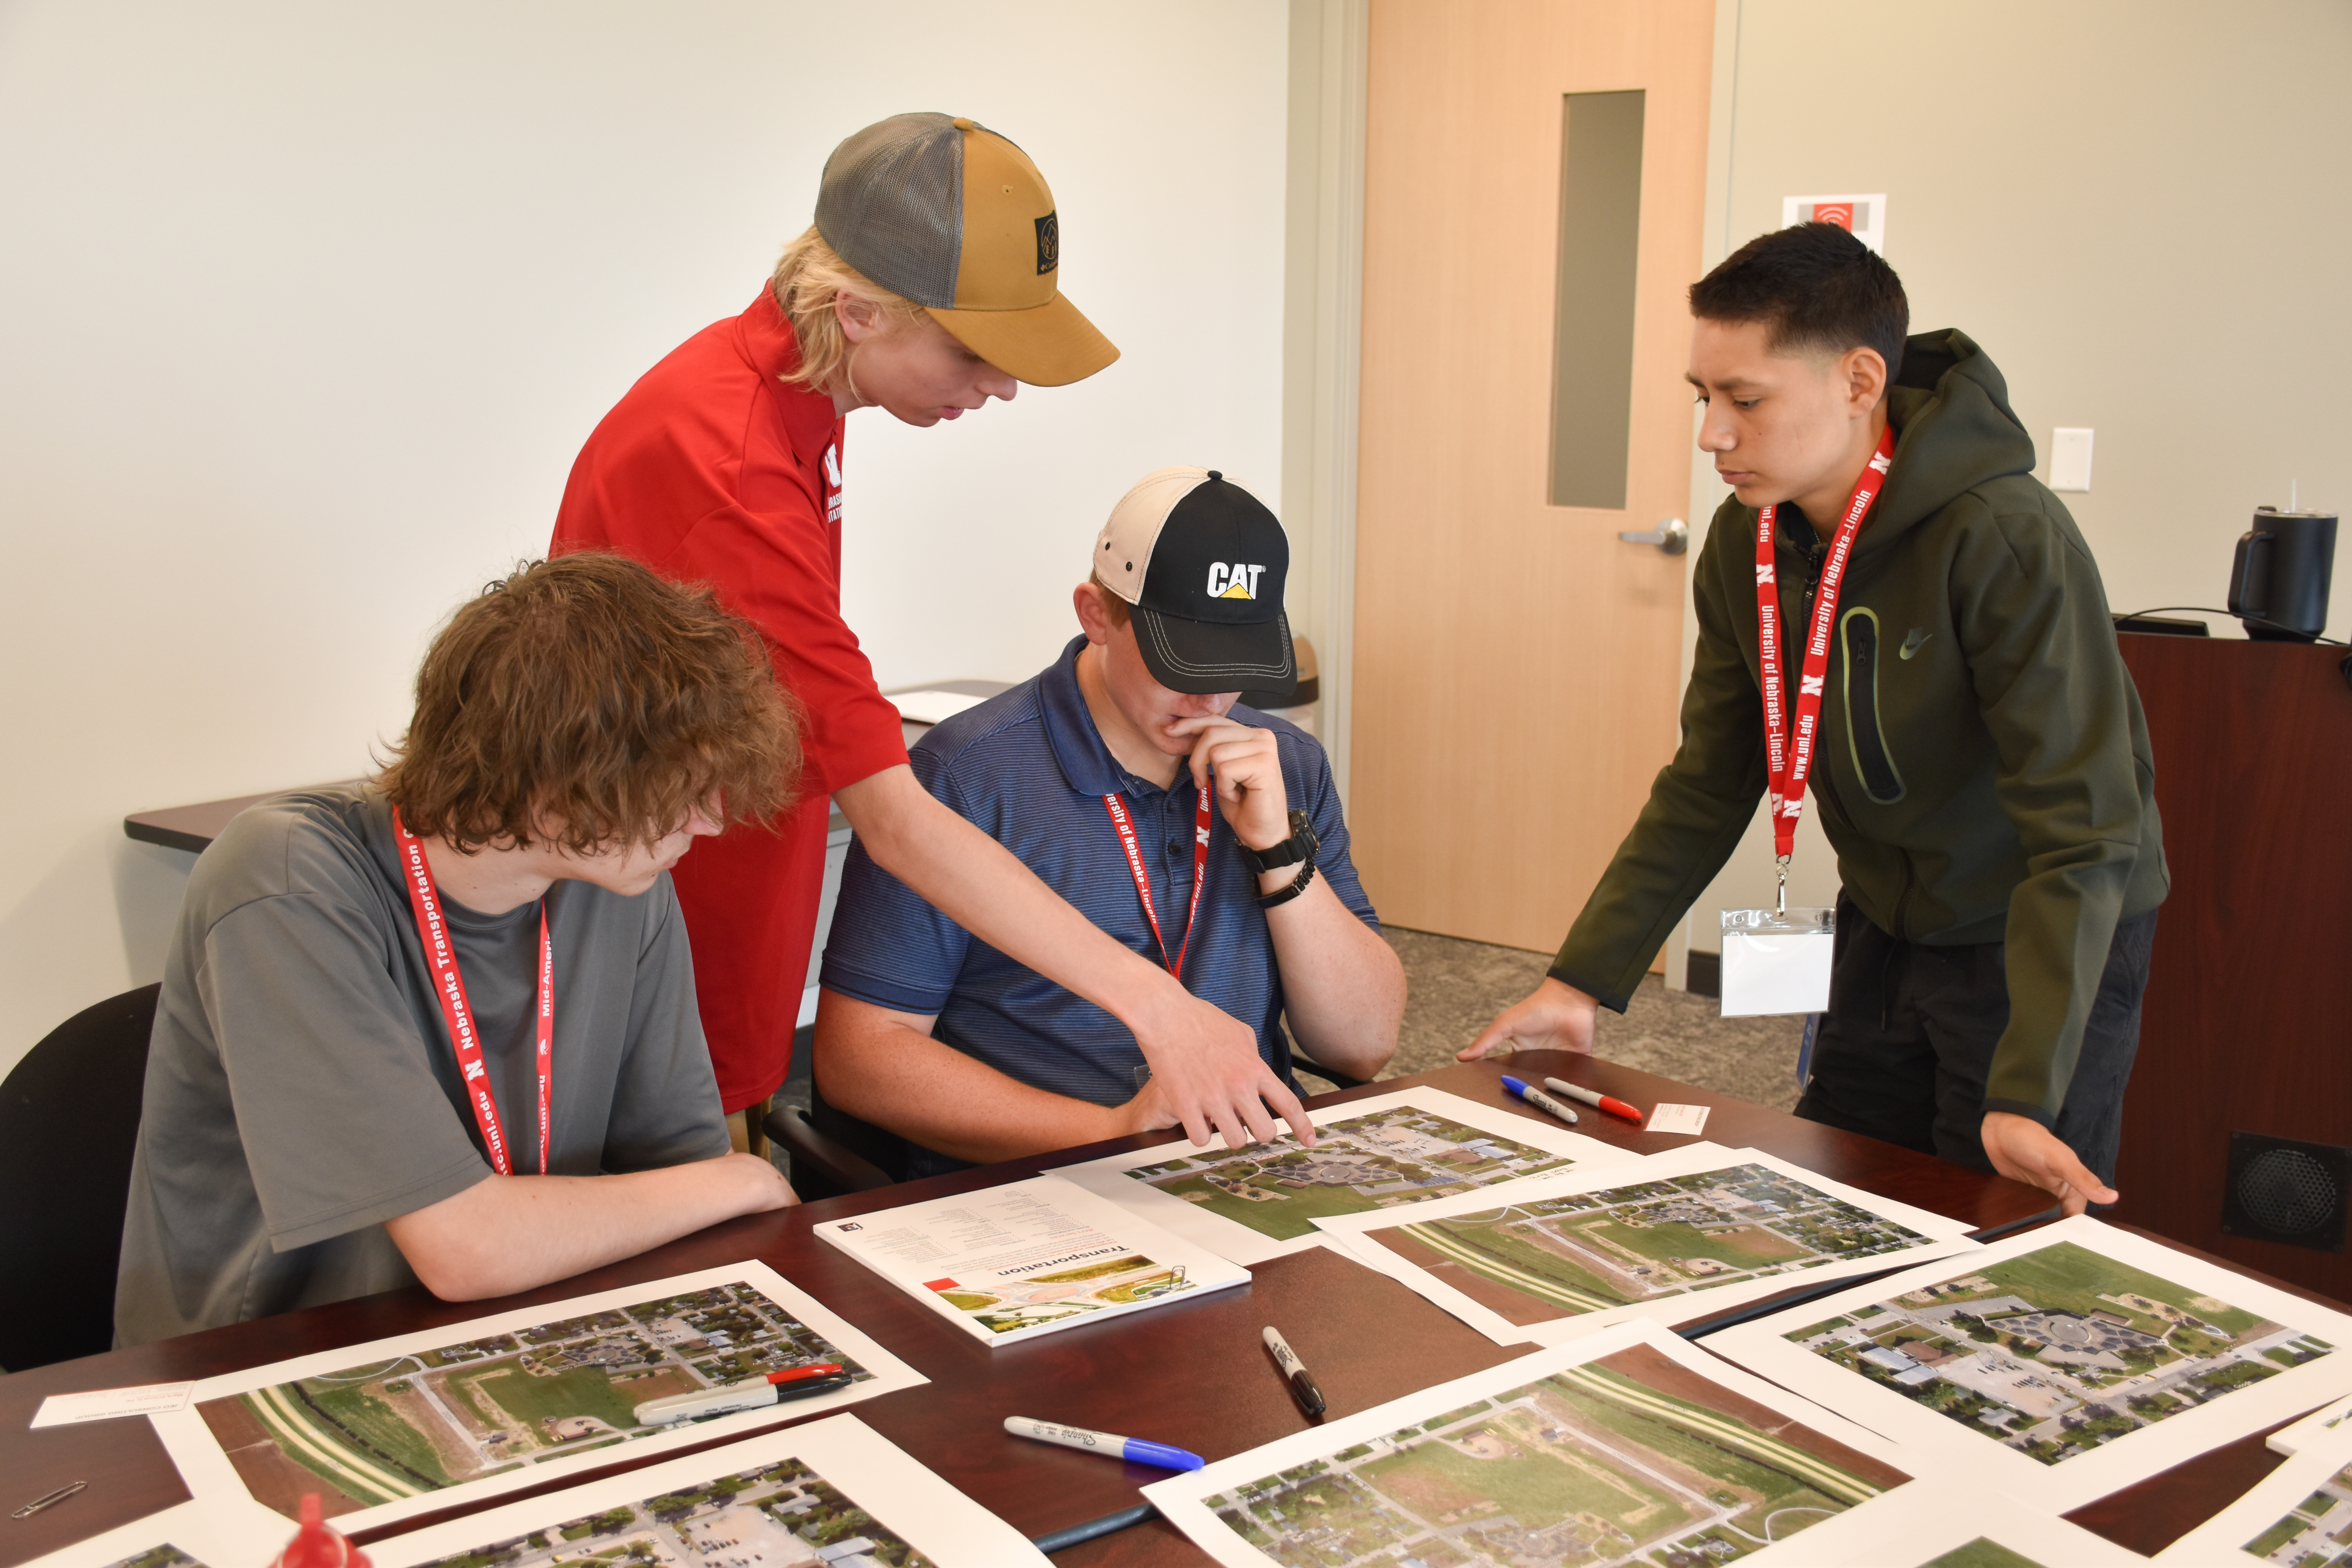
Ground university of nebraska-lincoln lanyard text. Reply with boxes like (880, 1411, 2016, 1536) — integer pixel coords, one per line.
(1755, 422, 1897, 912)
(1103, 782, 1212, 983)
(393, 809, 552, 1175)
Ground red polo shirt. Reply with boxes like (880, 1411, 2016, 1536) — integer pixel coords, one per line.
(552, 288, 909, 1111)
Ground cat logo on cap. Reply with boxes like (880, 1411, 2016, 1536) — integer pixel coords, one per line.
(1207, 563, 1267, 600)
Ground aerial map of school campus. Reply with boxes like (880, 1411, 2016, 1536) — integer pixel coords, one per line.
(1362, 1162, 1940, 1327)
(1201, 1339, 1908, 1567)
(1125, 1105, 1579, 1243)
(195, 1284, 874, 1520)
(1786, 1241, 2336, 1468)
(2235, 1458, 2352, 1566)
(412, 1455, 929, 1568)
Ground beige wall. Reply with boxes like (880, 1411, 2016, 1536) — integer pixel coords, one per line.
(0, 2, 1291, 1078)
(1671, 0, 2352, 973)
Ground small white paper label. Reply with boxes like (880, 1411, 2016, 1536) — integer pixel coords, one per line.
(1646, 1103, 1711, 1136)
(31, 1381, 194, 1427)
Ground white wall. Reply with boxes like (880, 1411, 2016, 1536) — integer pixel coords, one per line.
(1673, 0, 2352, 970)
(0, 1, 1290, 1076)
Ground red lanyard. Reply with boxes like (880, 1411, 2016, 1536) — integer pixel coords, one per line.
(392, 810, 552, 1176)
(1755, 423, 1896, 906)
(1103, 783, 1212, 983)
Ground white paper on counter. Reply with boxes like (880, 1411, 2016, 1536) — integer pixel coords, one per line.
(1708, 1213, 2352, 1514)
(1143, 1316, 1916, 1568)
(1051, 1085, 1640, 1266)
(1313, 1143, 1981, 1345)
(31, 1382, 194, 1428)
(149, 1261, 924, 1537)
(887, 689, 985, 724)
(810, 1172, 1247, 1345)
(366, 1415, 1047, 1568)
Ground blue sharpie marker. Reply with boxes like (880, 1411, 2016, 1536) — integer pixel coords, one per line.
(1501, 1074, 1580, 1126)
(1005, 1416, 1204, 1471)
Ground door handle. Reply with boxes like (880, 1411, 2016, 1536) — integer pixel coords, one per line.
(1617, 517, 1688, 556)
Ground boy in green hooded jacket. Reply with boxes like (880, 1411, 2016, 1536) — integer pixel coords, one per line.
(1466, 223, 2167, 1216)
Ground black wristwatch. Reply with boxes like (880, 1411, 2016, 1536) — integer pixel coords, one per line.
(1238, 809, 1320, 874)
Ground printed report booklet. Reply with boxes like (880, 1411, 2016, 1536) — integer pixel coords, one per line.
(812, 1173, 1249, 1345)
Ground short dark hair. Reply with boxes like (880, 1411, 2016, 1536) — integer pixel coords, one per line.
(1689, 222, 1908, 383)
(379, 553, 799, 854)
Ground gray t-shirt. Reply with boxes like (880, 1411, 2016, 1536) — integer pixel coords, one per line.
(116, 784, 730, 1345)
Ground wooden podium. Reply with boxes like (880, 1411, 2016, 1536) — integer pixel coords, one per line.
(2110, 633, 2352, 1298)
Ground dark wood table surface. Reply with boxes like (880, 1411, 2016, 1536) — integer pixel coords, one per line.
(3, 1053, 2318, 1564)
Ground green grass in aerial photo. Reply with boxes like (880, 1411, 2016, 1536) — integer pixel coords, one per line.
(1580, 1215, 1801, 1270)
(1416, 1214, 1626, 1308)
(474, 1363, 644, 1432)
(1357, 1426, 1685, 1538)
(1968, 1243, 2270, 1338)
(299, 1383, 457, 1487)
(1925, 1538, 2046, 1568)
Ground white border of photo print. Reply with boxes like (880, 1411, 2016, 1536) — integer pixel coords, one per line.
(2270, 1387, 2352, 1455)
(1141, 1316, 1916, 1568)
(1051, 1086, 1637, 1265)
(16, 1498, 294, 1568)
(1707, 1214, 2352, 1513)
(365, 1415, 1048, 1568)
(1312, 1143, 1981, 1346)
(1809, 1486, 2148, 1566)
(2155, 1421, 2352, 1564)
(149, 1261, 926, 1537)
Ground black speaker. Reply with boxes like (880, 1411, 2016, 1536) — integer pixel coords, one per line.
(2222, 1132, 2352, 1250)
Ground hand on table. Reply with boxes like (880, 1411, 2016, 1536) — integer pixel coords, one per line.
(1171, 714, 1291, 852)
(1134, 985, 1317, 1149)
(1981, 1111, 2116, 1216)
(1460, 977, 1600, 1060)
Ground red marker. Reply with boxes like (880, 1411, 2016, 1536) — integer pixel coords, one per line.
(1544, 1077, 1644, 1123)
(634, 1363, 850, 1425)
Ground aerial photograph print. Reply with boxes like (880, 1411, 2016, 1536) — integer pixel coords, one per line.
(1363, 1161, 1945, 1327)
(1196, 1337, 1909, 1567)
(1785, 1240, 2334, 1468)
(1126, 1103, 1581, 1243)
(198, 1283, 878, 1519)
(398, 1454, 931, 1568)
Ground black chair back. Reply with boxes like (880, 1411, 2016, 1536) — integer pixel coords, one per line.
(0, 984, 159, 1369)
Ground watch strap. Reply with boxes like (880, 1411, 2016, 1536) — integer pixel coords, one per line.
(1258, 857, 1318, 910)
(1239, 808, 1319, 873)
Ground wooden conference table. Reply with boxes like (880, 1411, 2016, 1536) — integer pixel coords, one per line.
(0, 1055, 2322, 1565)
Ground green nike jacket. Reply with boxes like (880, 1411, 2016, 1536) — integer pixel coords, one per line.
(1551, 328, 2169, 1125)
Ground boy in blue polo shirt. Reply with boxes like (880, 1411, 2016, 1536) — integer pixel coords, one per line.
(815, 467, 1403, 1179)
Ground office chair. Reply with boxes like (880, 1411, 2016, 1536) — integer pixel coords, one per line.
(0, 984, 159, 1370)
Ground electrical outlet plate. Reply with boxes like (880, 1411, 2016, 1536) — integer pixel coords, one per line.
(2051, 427, 2094, 491)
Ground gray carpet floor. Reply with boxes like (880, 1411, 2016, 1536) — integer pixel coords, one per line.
(1363, 927, 1804, 1112)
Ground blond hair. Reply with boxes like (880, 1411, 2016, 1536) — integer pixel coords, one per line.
(769, 226, 931, 393)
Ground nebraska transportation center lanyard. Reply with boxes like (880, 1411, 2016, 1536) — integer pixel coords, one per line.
(1103, 782, 1213, 983)
(392, 809, 552, 1176)
(1755, 422, 1896, 912)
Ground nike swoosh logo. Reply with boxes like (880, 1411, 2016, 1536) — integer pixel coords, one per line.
(1899, 628, 1931, 659)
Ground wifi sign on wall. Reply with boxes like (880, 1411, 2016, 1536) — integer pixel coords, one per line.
(1780, 193, 1887, 253)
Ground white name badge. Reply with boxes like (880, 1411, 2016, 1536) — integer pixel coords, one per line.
(1719, 906, 1834, 1016)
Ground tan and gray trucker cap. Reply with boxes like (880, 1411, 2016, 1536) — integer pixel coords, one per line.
(814, 112, 1118, 387)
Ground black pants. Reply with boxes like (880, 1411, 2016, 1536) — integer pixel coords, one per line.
(1792, 893, 2158, 1186)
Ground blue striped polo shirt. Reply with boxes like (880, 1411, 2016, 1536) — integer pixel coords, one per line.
(818, 634, 1378, 1150)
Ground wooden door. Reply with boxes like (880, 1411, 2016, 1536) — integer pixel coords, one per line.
(1350, 0, 1715, 953)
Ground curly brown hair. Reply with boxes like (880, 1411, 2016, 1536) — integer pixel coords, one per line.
(377, 554, 799, 854)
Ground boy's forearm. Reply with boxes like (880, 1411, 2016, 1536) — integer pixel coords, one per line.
(1261, 875, 1403, 1078)
(814, 993, 1134, 1164)
(385, 1154, 791, 1301)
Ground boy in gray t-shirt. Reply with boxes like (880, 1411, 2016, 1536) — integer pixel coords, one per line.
(116, 555, 803, 1345)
